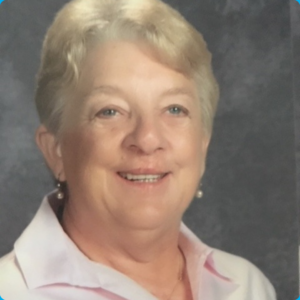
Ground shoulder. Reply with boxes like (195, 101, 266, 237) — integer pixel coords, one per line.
(0, 251, 22, 280)
(0, 251, 28, 297)
(212, 248, 277, 299)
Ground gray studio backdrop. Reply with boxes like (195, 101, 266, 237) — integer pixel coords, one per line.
(0, 0, 299, 299)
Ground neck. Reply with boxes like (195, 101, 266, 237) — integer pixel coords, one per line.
(61, 201, 184, 290)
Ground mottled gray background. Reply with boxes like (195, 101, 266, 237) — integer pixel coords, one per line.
(0, 0, 299, 299)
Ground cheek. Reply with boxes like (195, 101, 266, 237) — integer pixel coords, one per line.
(60, 127, 124, 176)
(60, 130, 101, 174)
(174, 125, 206, 166)
(60, 132, 91, 182)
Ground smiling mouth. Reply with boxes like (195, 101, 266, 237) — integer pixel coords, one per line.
(118, 173, 169, 183)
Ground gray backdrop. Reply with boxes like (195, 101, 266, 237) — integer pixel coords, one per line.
(0, 1, 299, 299)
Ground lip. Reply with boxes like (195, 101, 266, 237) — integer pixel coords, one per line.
(116, 169, 171, 189)
(117, 168, 168, 175)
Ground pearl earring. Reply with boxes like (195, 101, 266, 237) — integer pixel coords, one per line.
(56, 174, 65, 200)
(196, 190, 203, 199)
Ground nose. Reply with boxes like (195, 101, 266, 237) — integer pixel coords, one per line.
(123, 115, 167, 155)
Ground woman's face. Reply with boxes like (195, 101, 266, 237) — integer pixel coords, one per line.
(57, 41, 210, 230)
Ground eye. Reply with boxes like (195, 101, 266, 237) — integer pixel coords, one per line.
(167, 105, 188, 116)
(96, 108, 118, 118)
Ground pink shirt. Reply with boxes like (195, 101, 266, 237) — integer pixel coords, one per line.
(0, 194, 276, 300)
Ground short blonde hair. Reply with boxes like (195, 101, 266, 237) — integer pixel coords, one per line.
(35, 0, 219, 136)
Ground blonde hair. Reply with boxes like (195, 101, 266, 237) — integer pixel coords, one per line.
(35, 0, 219, 136)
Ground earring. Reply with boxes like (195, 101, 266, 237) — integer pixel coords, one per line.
(56, 174, 65, 200)
(196, 190, 203, 199)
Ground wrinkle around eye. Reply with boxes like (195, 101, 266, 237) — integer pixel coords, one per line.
(93, 105, 131, 122)
(166, 105, 190, 117)
(96, 108, 119, 118)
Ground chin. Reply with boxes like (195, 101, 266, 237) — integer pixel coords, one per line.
(115, 208, 182, 231)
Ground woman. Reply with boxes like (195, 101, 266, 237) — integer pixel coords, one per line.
(0, 0, 276, 299)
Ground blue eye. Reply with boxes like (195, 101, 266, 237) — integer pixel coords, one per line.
(98, 108, 118, 117)
(168, 106, 187, 116)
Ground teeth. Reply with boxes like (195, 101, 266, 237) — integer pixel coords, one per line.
(120, 173, 165, 182)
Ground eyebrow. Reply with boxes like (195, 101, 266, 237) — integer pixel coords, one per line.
(84, 85, 197, 101)
(160, 87, 197, 99)
(84, 85, 125, 100)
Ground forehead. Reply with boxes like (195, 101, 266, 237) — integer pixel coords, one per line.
(77, 40, 198, 99)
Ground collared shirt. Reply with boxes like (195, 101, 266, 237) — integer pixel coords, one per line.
(0, 194, 276, 300)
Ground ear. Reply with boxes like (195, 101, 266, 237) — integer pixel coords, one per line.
(35, 125, 66, 181)
(199, 132, 211, 178)
(201, 132, 211, 158)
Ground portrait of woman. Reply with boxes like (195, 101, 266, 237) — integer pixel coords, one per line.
(0, 0, 297, 299)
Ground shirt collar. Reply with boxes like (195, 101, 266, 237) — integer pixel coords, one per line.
(15, 193, 238, 299)
(179, 224, 238, 299)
